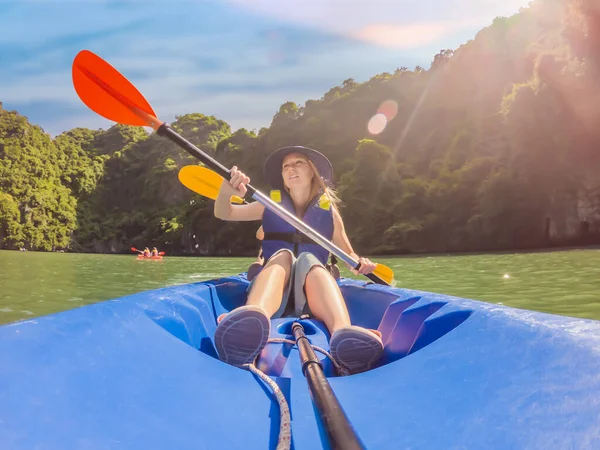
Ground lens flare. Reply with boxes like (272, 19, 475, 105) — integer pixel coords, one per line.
(368, 99, 398, 135)
(368, 113, 388, 135)
(378, 99, 398, 120)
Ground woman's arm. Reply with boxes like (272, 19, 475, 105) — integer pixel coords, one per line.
(331, 207, 377, 275)
(214, 166, 264, 221)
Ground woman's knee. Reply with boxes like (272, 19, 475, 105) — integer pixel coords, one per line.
(246, 262, 263, 281)
(297, 252, 317, 263)
(261, 250, 294, 279)
(305, 263, 332, 283)
(300, 252, 339, 280)
(297, 252, 328, 272)
(267, 249, 293, 267)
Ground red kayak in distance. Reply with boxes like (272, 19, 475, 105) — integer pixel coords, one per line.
(131, 247, 165, 259)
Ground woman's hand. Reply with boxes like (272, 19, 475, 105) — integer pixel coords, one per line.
(225, 166, 250, 197)
(351, 256, 377, 275)
(214, 166, 264, 222)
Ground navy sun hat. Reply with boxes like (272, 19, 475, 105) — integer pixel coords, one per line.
(263, 146, 334, 190)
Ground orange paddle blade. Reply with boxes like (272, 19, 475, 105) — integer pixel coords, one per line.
(72, 50, 163, 130)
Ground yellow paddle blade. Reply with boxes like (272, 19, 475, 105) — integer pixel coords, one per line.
(178, 165, 243, 204)
(373, 263, 395, 285)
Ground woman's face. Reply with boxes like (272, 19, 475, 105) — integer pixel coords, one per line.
(282, 152, 313, 190)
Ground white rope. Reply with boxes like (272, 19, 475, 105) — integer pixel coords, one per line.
(241, 336, 349, 450)
(242, 362, 292, 450)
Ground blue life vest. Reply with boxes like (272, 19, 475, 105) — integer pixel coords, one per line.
(261, 189, 334, 265)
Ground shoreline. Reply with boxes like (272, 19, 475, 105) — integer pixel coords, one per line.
(4, 244, 600, 259)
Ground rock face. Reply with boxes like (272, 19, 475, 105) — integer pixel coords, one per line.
(577, 181, 600, 239)
(546, 165, 600, 244)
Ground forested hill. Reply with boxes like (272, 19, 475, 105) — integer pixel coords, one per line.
(1, 0, 599, 256)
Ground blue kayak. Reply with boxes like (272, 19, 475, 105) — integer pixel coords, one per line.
(1, 274, 600, 449)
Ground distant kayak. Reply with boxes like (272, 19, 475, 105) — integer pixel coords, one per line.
(130, 247, 164, 259)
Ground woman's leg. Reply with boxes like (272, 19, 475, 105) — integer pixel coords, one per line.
(302, 260, 383, 375)
(304, 265, 352, 333)
(214, 250, 293, 367)
(246, 249, 292, 316)
(304, 265, 381, 338)
(219, 249, 292, 323)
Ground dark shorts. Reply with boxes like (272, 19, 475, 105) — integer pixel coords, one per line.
(246, 249, 325, 318)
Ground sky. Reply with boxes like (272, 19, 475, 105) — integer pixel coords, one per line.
(0, 0, 531, 137)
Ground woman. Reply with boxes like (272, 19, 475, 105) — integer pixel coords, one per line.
(213, 146, 384, 375)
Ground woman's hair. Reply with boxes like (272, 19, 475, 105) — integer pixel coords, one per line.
(282, 156, 342, 211)
(307, 159, 342, 209)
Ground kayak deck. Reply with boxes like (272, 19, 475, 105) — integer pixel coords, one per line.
(1, 275, 600, 449)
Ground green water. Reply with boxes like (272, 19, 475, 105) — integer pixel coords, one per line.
(1, 248, 600, 325)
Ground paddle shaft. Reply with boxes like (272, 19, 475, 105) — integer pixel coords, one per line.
(156, 123, 388, 285)
(292, 322, 364, 450)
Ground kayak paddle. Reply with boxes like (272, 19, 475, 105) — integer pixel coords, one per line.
(71, 49, 394, 286)
(72, 48, 369, 450)
(178, 165, 245, 204)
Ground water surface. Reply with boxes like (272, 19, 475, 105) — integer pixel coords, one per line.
(1, 248, 599, 325)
